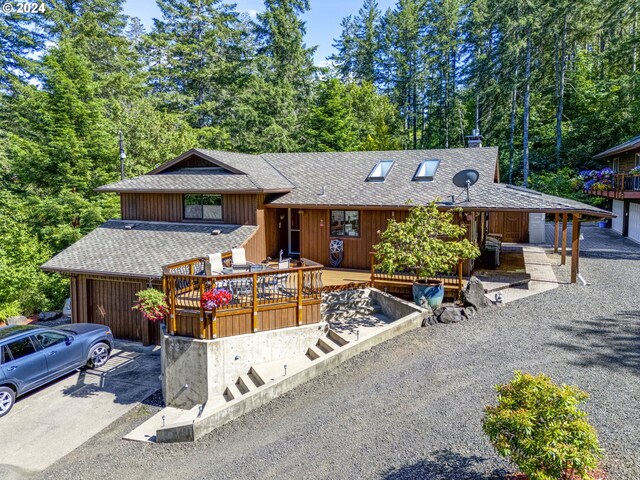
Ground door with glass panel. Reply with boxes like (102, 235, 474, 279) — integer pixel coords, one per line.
(288, 209, 300, 257)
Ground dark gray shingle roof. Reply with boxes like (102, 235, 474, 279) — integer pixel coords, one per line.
(96, 149, 294, 193)
(261, 148, 609, 216)
(41, 220, 258, 278)
(262, 148, 500, 207)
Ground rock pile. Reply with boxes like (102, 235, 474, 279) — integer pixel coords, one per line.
(422, 277, 492, 326)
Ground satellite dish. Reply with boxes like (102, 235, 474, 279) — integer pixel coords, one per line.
(452, 169, 480, 188)
(452, 169, 480, 203)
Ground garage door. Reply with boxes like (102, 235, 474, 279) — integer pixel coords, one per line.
(629, 202, 640, 243)
(611, 200, 624, 234)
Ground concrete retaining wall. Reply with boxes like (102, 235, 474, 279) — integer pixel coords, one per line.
(162, 322, 327, 409)
(156, 289, 428, 442)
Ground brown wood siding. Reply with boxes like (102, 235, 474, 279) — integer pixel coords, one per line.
(122, 193, 261, 225)
(165, 155, 213, 170)
(223, 194, 257, 225)
(264, 207, 281, 259)
(608, 150, 639, 172)
(488, 211, 529, 243)
(121, 193, 183, 222)
(239, 194, 267, 263)
(299, 209, 408, 270)
(73, 275, 161, 345)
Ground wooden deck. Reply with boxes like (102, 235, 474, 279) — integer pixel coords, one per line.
(322, 268, 371, 288)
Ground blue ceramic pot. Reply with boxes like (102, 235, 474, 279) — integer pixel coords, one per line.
(413, 280, 444, 309)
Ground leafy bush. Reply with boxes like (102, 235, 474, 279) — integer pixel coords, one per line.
(374, 202, 480, 280)
(483, 371, 602, 480)
(132, 288, 169, 322)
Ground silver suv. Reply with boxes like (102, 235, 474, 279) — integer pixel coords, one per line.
(0, 323, 113, 417)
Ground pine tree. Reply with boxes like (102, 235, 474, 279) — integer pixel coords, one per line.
(252, 0, 317, 151)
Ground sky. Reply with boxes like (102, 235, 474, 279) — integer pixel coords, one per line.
(122, 0, 396, 65)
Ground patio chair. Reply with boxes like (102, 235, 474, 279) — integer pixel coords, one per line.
(231, 248, 255, 268)
(207, 253, 225, 275)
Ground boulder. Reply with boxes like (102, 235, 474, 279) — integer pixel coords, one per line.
(38, 311, 62, 322)
(437, 306, 464, 324)
(461, 276, 492, 310)
(6, 315, 29, 325)
(462, 306, 476, 319)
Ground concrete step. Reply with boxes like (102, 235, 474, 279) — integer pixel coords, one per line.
(223, 383, 243, 402)
(306, 345, 324, 360)
(237, 373, 260, 394)
(327, 330, 350, 347)
(317, 337, 335, 354)
(248, 367, 265, 387)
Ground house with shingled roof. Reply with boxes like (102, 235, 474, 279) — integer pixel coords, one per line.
(585, 136, 640, 243)
(42, 146, 611, 344)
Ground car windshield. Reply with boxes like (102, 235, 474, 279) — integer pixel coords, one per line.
(56, 327, 78, 336)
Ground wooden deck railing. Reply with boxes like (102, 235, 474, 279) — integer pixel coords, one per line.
(587, 172, 640, 199)
(162, 255, 323, 339)
(369, 253, 464, 298)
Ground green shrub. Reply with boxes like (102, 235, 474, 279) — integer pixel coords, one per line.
(483, 371, 602, 480)
(373, 202, 480, 280)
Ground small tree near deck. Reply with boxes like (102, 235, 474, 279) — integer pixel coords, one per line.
(483, 371, 602, 480)
(373, 202, 480, 280)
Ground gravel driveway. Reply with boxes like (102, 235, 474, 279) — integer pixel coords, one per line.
(31, 227, 639, 480)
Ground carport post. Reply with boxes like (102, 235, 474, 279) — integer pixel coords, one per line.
(553, 213, 559, 253)
(561, 213, 568, 265)
(571, 213, 581, 283)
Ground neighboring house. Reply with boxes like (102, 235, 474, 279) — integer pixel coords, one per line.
(590, 136, 640, 243)
(42, 145, 609, 343)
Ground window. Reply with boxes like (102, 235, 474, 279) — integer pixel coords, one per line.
(35, 332, 68, 349)
(330, 210, 360, 237)
(612, 158, 619, 173)
(413, 159, 440, 181)
(184, 194, 222, 220)
(366, 160, 394, 182)
(6, 337, 37, 361)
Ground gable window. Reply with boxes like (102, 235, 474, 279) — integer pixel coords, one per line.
(330, 210, 360, 237)
(184, 194, 222, 220)
(366, 160, 394, 182)
(413, 159, 440, 181)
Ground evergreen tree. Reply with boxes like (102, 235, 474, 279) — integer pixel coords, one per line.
(253, 0, 317, 151)
(145, 0, 253, 134)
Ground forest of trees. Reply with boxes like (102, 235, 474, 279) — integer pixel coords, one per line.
(0, 0, 638, 319)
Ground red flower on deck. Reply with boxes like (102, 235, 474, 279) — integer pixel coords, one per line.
(201, 288, 233, 310)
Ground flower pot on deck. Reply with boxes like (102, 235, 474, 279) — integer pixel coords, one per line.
(412, 279, 444, 309)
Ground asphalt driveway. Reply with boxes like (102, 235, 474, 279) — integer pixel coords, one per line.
(0, 341, 160, 477)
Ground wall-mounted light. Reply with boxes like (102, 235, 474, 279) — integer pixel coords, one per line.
(319, 218, 324, 228)
(279, 214, 285, 220)
(298, 210, 304, 215)
(391, 211, 395, 218)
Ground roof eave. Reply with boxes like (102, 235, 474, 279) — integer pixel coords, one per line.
(94, 187, 293, 194)
(41, 265, 162, 280)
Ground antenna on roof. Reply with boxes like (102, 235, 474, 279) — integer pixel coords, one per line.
(119, 131, 126, 180)
(452, 169, 480, 203)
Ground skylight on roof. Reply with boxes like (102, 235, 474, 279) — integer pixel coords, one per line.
(366, 160, 395, 182)
(413, 159, 440, 182)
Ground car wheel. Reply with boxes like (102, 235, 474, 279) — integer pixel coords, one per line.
(0, 386, 15, 417)
(87, 342, 110, 369)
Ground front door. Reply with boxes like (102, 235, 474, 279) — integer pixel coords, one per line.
(288, 209, 301, 257)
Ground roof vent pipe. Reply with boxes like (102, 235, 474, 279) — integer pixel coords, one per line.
(119, 131, 127, 180)
(319, 186, 326, 196)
